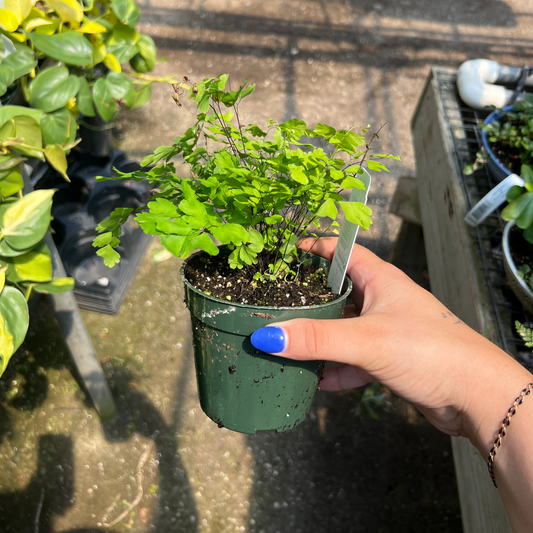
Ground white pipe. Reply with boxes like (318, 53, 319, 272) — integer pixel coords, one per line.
(457, 59, 533, 110)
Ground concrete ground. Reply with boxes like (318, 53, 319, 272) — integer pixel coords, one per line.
(1, 0, 533, 531)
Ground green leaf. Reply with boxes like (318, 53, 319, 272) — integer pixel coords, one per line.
(211, 224, 248, 246)
(0, 154, 25, 171)
(107, 43, 138, 64)
(179, 197, 207, 218)
(247, 227, 264, 253)
(340, 176, 365, 190)
(331, 130, 366, 153)
(463, 163, 475, 176)
(41, 109, 74, 146)
(502, 191, 533, 228)
(522, 164, 533, 187)
(0, 167, 23, 197)
(29, 66, 80, 113)
(76, 77, 95, 117)
(154, 219, 190, 236)
(160, 235, 189, 257)
(0, 65, 14, 89)
(315, 198, 338, 219)
(2, 242, 52, 283)
(0, 189, 54, 250)
(96, 245, 121, 267)
(370, 153, 401, 161)
(0, 105, 42, 125)
(93, 77, 117, 122)
(190, 233, 219, 256)
(137, 34, 156, 62)
(366, 160, 389, 172)
(29, 31, 94, 66)
(339, 201, 373, 230)
(111, 0, 141, 27)
(131, 83, 152, 109)
(129, 52, 155, 73)
(507, 185, 523, 202)
(31, 277, 74, 293)
(289, 165, 308, 184)
(11, 114, 42, 158)
(0, 286, 28, 376)
(44, 144, 69, 181)
(313, 123, 336, 139)
(92, 232, 120, 248)
(107, 72, 135, 108)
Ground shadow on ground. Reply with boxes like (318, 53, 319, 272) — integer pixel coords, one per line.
(0, 299, 199, 533)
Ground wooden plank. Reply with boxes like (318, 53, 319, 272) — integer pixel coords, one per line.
(412, 68, 512, 533)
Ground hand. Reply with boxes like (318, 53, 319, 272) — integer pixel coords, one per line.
(250, 238, 531, 453)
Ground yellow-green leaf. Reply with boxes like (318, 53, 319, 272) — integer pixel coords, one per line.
(0, 189, 55, 250)
(0, 9, 19, 32)
(76, 21, 107, 34)
(43, 0, 83, 22)
(0, 266, 6, 293)
(24, 17, 54, 32)
(103, 52, 121, 73)
(44, 144, 69, 182)
(0, 285, 29, 376)
(5, 0, 31, 22)
(31, 276, 74, 293)
(0, 312, 14, 376)
(3, 242, 52, 283)
(0, 167, 24, 197)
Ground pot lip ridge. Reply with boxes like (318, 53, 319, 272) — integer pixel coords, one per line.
(179, 246, 353, 311)
(502, 220, 533, 297)
(482, 106, 516, 178)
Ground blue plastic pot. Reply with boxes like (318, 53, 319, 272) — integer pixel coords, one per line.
(481, 106, 514, 182)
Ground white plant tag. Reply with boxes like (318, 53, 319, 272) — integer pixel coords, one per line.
(327, 169, 371, 294)
(464, 174, 525, 227)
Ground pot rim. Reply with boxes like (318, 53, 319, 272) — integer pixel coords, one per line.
(481, 105, 515, 177)
(179, 246, 353, 311)
(502, 220, 533, 297)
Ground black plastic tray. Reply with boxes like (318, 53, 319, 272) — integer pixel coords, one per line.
(32, 150, 151, 314)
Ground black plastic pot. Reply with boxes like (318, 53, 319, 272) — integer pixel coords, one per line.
(33, 150, 151, 314)
(77, 114, 114, 159)
(181, 248, 352, 434)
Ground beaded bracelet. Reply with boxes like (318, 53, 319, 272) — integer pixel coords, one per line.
(487, 382, 533, 488)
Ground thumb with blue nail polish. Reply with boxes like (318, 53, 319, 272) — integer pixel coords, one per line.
(251, 326, 287, 354)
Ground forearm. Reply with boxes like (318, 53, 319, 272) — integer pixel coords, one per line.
(458, 343, 533, 532)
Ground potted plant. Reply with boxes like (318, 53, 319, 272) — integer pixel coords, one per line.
(93, 74, 399, 433)
(480, 97, 533, 182)
(501, 163, 533, 312)
(0, 109, 75, 378)
(0, 0, 174, 158)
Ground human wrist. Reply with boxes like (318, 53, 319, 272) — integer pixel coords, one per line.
(460, 352, 533, 456)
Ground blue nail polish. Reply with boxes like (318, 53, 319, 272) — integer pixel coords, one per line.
(251, 326, 286, 353)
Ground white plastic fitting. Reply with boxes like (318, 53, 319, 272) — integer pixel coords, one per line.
(457, 59, 533, 110)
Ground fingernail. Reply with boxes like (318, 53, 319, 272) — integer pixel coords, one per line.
(251, 326, 286, 353)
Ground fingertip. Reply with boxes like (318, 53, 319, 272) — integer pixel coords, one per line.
(251, 325, 287, 354)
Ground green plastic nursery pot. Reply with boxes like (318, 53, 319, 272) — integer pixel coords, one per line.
(180, 249, 352, 434)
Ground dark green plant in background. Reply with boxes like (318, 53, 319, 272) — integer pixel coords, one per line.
(501, 163, 533, 243)
(94, 74, 400, 281)
(516, 320, 533, 349)
(482, 96, 533, 172)
(464, 96, 533, 176)
(0, 0, 173, 152)
(0, 112, 74, 378)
